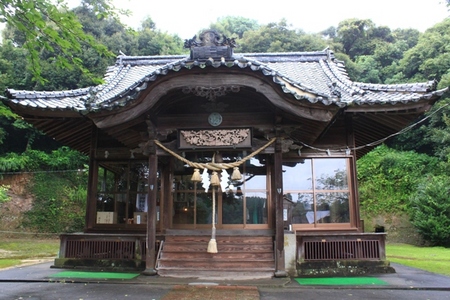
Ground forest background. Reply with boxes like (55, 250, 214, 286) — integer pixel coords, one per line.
(0, 0, 449, 247)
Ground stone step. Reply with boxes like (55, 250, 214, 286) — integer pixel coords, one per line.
(156, 268, 274, 280)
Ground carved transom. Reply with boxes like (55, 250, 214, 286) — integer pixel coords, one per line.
(182, 86, 240, 101)
(181, 129, 250, 146)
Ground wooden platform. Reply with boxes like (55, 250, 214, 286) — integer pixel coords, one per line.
(156, 233, 275, 279)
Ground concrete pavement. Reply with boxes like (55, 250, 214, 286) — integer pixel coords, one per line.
(2, 261, 447, 290)
(0, 261, 449, 300)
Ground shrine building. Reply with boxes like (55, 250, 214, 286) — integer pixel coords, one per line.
(3, 30, 447, 278)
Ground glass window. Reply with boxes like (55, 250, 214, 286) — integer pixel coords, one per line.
(283, 158, 351, 227)
(222, 191, 243, 224)
(95, 161, 157, 226)
(172, 153, 268, 227)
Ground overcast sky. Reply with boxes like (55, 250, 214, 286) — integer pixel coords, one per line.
(1, 1, 447, 40)
(109, 0, 449, 39)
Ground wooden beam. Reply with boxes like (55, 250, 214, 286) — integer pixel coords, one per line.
(345, 101, 432, 114)
(157, 112, 274, 131)
(91, 73, 335, 129)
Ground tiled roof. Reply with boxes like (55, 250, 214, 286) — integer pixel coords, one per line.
(4, 50, 447, 113)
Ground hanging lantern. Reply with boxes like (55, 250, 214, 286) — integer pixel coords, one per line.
(191, 168, 202, 182)
(231, 166, 242, 181)
(210, 171, 220, 186)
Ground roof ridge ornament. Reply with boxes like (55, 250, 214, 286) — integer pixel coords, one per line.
(184, 30, 236, 60)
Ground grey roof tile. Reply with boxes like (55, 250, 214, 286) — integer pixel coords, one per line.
(4, 50, 447, 113)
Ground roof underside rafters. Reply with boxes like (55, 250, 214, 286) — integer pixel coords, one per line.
(24, 116, 93, 155)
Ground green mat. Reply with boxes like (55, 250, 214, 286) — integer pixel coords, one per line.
(295, 277, 388, 286)
(50, 271, 140, 280)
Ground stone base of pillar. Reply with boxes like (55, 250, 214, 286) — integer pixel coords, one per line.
(274, 270, 288, 278)
(142, 268, 157, 276)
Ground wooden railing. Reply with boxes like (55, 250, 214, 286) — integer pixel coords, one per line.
(297, 233, 387, 261)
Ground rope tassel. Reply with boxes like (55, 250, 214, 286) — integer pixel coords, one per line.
(231, 167, 242, 181)
(210, 171, 220, 187)
(191, 168, 202, 182)
(207, 186, 218, 253)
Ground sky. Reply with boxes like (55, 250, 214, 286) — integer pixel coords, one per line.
(107, 0, 449, 39)
(0, 1, 447, 41)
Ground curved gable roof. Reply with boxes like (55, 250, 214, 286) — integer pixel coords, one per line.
(5, 49, 446, 116)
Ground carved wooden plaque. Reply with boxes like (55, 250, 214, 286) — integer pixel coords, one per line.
(178, 128, 252, 149)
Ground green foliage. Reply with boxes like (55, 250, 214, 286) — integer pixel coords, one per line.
(395, 18, 450, 82)
(336, 19, 377, 59)
(334, 18, 422, 83)
(208, 16, 260, 39)
(23, 170, 87, 233)
(0, 40, 33, 92)
(136, 25, 184, 56)
(0, 152, 29, 172)
(0, 0, 117, 84)
(408, 175, 450, 247)
(357, 145, 441, 215)
(239, 19, 327, 53)
(0, 146, 88, 172)
(0, 185, 10, 203)
(389, 97, 450, 160)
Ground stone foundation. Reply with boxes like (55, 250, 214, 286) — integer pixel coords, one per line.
(297, 260, 396, 277)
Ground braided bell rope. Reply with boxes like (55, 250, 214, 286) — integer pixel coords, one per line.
(153, 137, 276, 171)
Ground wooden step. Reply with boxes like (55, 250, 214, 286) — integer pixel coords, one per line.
(158, 258, 275, 269)
(160, 251, 274, 260)
(162, 243, 273, 252)
(157, 234, 275, 278)
(164, 235, 273, 244)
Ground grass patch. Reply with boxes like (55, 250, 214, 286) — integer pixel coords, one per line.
(0, 238, 59, 269)
(0, 259, 22, 269)
(386, 243, 450, 276)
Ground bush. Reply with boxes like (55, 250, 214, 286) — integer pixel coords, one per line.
(409, 175, 450, 247)
(0, 146, 88, 172)
(357, 144, 441, 215)
(23, 171, 87, 233)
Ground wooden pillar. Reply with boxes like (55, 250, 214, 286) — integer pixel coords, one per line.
(345, 115, 361, 231)
(274, 138, 287, 277)
(85, 125, 98, 231)
(162, 157, 173, 230)
(143, 151, 158, 275)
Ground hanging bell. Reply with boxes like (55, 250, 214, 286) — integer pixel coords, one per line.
(210, 171, 220, 186)
(191, 168, 202, 182)
(231, 166, 242, 181)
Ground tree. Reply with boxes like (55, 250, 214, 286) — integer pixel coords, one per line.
(336, 19, 376, 59)
(209, 16, 259, 39)
(136, 17, 184, 56)
(409, 175, 450, 246)
(0, 0, 121, 83)
(239, 19, 326, 53)
(387, 19, 450, 157)
(396, 18, 450, 82)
